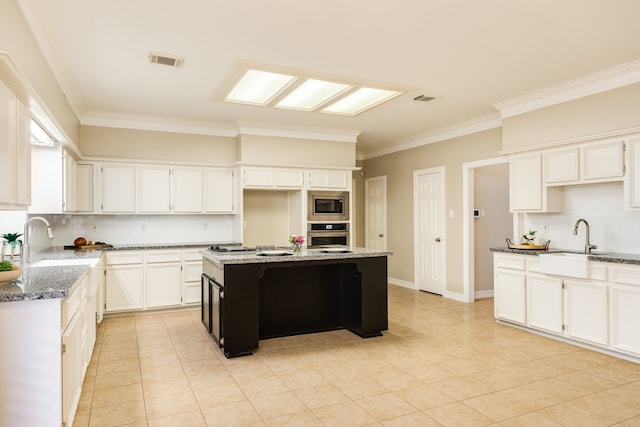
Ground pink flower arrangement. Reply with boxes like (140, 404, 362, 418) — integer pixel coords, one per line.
(289, 235, 305, 246)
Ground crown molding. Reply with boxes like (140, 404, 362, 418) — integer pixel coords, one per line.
(361, 113, 502, 160)
(235, 122, 360, 143)
(494, 59, 640, 119)
(81, 111, 237, 137)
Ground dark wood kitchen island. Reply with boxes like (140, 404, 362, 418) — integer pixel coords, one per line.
(201, 247, 391, 358)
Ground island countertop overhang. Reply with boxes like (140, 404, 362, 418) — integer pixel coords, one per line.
(201, 247, 392, 268)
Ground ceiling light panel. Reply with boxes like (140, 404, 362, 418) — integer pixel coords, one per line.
(276, 79, 352, 111)
(322, 87, 401, 115)
(225, 69, 297, 105)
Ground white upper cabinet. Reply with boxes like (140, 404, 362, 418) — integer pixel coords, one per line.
(137, 165, 171, 213)
(582, 140, 625, 181)
(172, 167, 203, 213)
(62, 150, 76, 212)
(242, 168, 274, 187)
(309, 170, 349, 189)
(0, 80, 30, 208)
(101, 163, 136, 213)
(75, 163, 93, 212)
(204, 168, 234, 213)
(544, 147, 579, 184)
(624, 137, 640, 209)
(544, 139, 624, 185)
(510, 152, 563, 212)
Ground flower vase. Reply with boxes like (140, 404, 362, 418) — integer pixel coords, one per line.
(293, 244, 302, 253)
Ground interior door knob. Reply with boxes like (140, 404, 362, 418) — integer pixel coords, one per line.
(379, 234, 384, 238)
(435, 237, 441, 242)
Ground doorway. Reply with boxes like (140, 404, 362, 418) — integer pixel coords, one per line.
(414, 167, 446, 295)
(462, 157, 511, 302)
(364, 176, 387, 250)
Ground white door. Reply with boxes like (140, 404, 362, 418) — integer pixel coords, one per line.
(365, 176, 386, 250)
(414, 168, 445, 294)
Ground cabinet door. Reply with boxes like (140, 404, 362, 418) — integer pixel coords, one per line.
(62, 150, 76, 212)
(145, 263, 182, 308)
(243, 168, 273, 187)
(205, 168, 234, 212)
(62, 308, 85, 427)
(172, 167, 203, 213)
(75, 163, 93, 212)
(183, 261, 203, 304)
(137, 165, 171, 213)
(582, 140, 624, 181)
(611, 283, 640, 357)
(544, 147, 579, 184)
(102, 164, 136, 213)
(564, 279, 608, 346)
(494, 269, 526, 324)
(105, 265, 144, 311)
(625, 138, 640, 209)
(509, 153, 542, 212)
(0, 80, 18, 205)
(275, 169, 304, 188)
(526, 274, 563, 334)
(309, 170, 349, 189)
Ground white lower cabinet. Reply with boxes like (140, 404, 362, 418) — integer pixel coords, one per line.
(526, 273, 564, 334)
(493, 253, 640, 360)
(62, 301, 85, 427)
(183, 249, 204, 304)
(105, 252, 145, 312)
(494, 254, 527, 324)
(564, 279, 609, 346)
(610, 266, 640, 357)
(105, 248, 206, 313)
(144, 251, 182, 308)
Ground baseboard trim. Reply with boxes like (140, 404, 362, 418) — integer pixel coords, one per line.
(474, 290, 494, 299)
(388, 276, 415, 290)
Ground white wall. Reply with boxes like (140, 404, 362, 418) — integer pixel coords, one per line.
(524, 182, 640, 253)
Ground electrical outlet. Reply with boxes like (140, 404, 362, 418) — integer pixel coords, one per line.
(203, 223, 208, 230)
(544, 224, 549, 231)
(140, 224, 145, 231)
(92, 224, 98, 232)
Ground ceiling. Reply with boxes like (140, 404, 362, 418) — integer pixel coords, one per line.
(16, 0, 640, 158)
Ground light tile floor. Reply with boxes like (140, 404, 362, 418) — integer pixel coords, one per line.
(73, 285, 640, 427)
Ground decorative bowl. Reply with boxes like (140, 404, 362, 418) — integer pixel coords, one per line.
(0, 265, 22, 284)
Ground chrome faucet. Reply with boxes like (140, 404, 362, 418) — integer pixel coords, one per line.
(23, 216, 55, 263)
(573, 218, 597, 254)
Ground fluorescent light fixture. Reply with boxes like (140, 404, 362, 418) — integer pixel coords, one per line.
(322, 87, 401, 115)
(276, 79, 352, 111)
(30, 119, 54, 146)
(225, 69, 296, 105)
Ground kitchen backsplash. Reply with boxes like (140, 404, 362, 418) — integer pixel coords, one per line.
(0, 211, 237, 253)
(524, 182, 640, 253)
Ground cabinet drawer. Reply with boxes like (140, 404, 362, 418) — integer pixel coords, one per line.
(589, 263, 607, 281)
(62, 276, 87, 329)
(611, 266, 640, 286)
(184, 261, 203, 282)
(203, 261, 223, 285)
(183, 249, 205, 261)
(105, 252, 144, 265)
(145, 250, 182, 263)
(526, 258, 541, 273)
(495, 255, 526, 270)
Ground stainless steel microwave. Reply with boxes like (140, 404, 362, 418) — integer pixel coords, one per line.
(308, 191, 349, 221)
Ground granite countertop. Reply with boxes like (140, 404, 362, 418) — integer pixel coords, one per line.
(0, 247, 102, 303)
(490, 247, 640, 265)
(0, 242, 222, 303)
(202, 247, 392, 267)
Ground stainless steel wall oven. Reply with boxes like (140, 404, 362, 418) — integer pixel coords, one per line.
(307, 223, 350, 247)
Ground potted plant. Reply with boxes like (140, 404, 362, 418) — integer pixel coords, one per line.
(0, 259, 22, 284)
(1, 232, 23, 259)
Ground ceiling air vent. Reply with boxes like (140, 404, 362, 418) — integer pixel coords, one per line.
(413, 95, 435, 102)
(148, 52, 184, 68)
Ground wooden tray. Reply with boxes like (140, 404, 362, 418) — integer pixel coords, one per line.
(506, 238, 550, 250)
(64, 244, 113, 250)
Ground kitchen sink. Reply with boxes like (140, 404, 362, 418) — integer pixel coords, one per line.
(29, 258, 99, 268)
(538, 252, 590, 278)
